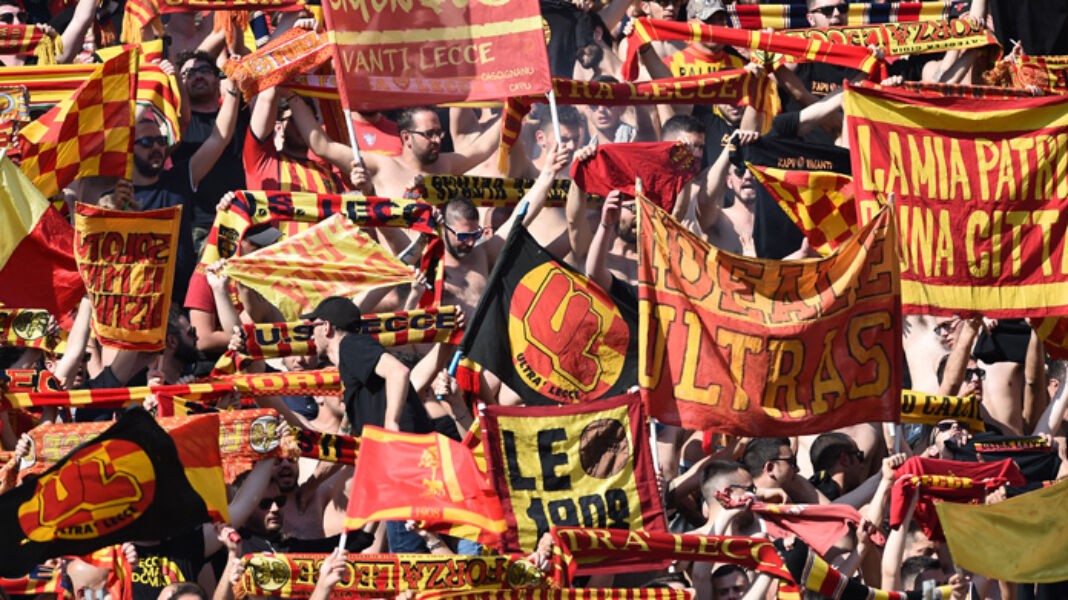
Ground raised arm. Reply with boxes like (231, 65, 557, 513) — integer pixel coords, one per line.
(56, 0, 98, 64)
(483, 141, 568, 258)
(190, 78, 242, 188)
(586, 190, 623, 291)
(283, 89, 358, 172)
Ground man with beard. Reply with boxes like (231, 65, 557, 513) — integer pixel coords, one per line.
(133, 76, 240, 304)
(170, 51, 250, 252)
(284, 103, 503, 199)
(438, 143, 569, 317)
(708, 162, 758, 255)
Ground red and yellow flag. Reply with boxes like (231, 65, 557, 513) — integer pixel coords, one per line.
(845, 82, 1068, 318)
(0, 156, 84, 319)
(168, 413, 230, 523)
(748, 164, 856, 256)
(74, 203, 181, 351)
(223, 214, 414, 320)
(637, 195, 901, 435)
(18, 47, 137, 198)
(344, 426, 507, 548)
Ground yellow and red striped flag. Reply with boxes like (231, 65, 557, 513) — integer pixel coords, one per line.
(18, 47, 137, 198)
(344, 426, 507, 549)
(747, 164, 856, 257)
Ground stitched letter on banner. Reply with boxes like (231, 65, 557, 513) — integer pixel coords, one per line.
(320, 0, 551, 110)
(74, 203, 181, 351)
(845, 83, 1068, 317)
(222, 214, 413, 320)
(637, 195, 901, 436)
(480, 394, 665, 553)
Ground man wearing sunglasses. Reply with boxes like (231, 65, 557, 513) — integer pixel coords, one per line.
(132, 69, 240, 304)
(742, 438, 829, 504)
(171, 50, 250, 253)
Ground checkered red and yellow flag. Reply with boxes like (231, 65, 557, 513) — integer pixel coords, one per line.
(747, 164, 856, 256)
(17, 47, 137, 198)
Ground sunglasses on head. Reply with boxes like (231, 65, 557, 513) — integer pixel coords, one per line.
(258, 496, 287, 510)
(0, 12, 27, 24)
(444, 223, 485, 243)
(135, 135, 169, 149)
(810, 3, 848, 16)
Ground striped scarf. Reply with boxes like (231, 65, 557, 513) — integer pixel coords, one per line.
(0, 25, 60, 64)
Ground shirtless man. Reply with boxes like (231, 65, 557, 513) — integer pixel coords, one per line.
(439, 143, 569, 318)
(288, 103, 502, 199)
(708, 162, 758, 255)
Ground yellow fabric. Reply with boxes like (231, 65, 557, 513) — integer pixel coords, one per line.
(0, 155, 49, 265)
(937, 478, 1068, 583)
(223, 214, 413, 320)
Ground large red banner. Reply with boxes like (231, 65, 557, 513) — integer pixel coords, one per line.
(637, 196, 901, 436)
(320, 0, 551, 110)
(845, 83, 1068, 317)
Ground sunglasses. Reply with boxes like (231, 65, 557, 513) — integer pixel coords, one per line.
(134, 135, 169, 149)
(767, 456, 798, 469)
(936, 421, 970, 432)
(0, 12, 27, 24)
(181, 64, 217, 78)
(964, 367, 986, 381)
(407, 128, 446, 141)
(258, 495, 287, 510)
(934, 322, 954, 336)
(849, 449, 865, 462)
(444, 223, 485, 243)
(810, 3, 848, 16)
(726, 483, 756, 494)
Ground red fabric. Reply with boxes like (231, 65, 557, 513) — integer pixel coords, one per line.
(352, 116, 402, 156)
(889, 456, 1025, 541)
(242, 129, 342, 193)
(570, 142, 700, 212)
(0, 206, 83, 324)
(752, 502, 862, 556)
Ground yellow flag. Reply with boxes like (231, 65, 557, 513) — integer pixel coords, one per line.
(223, 214, 413, 320)
(937, 478, 1068, 583)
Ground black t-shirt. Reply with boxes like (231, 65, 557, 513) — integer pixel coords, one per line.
(135, 163, 197, 305)
(697, 108, 737, 171)
(130, 528, 205, 600)
(171, 107, 250, 229)
(339, 334, 432, 435)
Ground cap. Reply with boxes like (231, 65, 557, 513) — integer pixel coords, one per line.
(244, 223, 284, 248)
(688, 0, 726, 21)
(301, 297, 362, 332)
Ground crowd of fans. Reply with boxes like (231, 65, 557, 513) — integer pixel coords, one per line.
(1, 0, 1067, 599)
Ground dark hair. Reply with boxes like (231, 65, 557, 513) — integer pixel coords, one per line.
(661, 114, 703, 140)
(165, 306, 188, 340)
(711, 564, 747, 580)
(539, 104, 585, 133)
(444, 196, 478, 224)
(591, 74, 620, 84)
(809, 432, 855, 472)
(741, 438, 790, 476)
(900, 556, 941, 590)
(641, 572, 690, 589)
(1048, 359, 1067, 387)
(397, 106, 438, 132)
(169, 583, 209, 600)
(175, 50, 217, 72)
(699, 459, 746, 501)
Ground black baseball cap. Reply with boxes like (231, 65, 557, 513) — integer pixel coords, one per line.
(301, 296, 362, 332)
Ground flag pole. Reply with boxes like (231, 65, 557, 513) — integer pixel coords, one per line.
(343, 108, 363, 166)
(546, 89, 562, 145)
(437, 350, 464, 401)
(337, 531, 347, 552)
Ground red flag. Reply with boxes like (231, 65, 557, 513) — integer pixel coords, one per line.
(0, 155, 83, 320)
(320, 0, 550, 111)
(344, 426, 506, 548)
(570, 142, 699, 212)
(752, 502, 862, 556)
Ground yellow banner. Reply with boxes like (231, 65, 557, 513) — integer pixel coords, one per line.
(900, 390, 984, 432)
(223, 214, 413, 320)
(73, 203, 180, 351)
(0, 309, 65, 352)
(938, 479, 1068, 583)
(480, 395, 664, 553)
